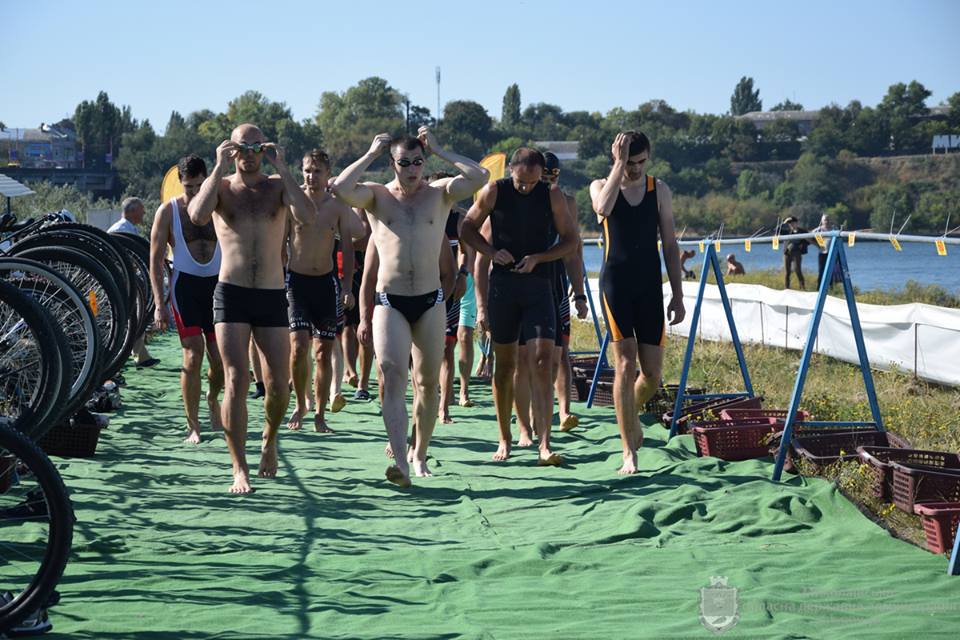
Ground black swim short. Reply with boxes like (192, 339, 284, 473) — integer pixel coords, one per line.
(488, 270, 556, 345)
(170, 271, 218, 341)
(599, 276, 665, 347)
(213, 282, 288, 327)
(345, 253, 363, 328)
(287, 270, 339, 340)
(375, 289, 444, 326)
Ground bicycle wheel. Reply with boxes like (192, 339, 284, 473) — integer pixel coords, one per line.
(8, 246, 131, 384)
(0, 258, 102, 420)
(0, 282, 67, 440)
(0, 420, 74, 633)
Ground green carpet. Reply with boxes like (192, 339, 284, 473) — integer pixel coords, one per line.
(46, 333, 958, 638)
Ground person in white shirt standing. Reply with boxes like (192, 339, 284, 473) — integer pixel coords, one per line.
(109, 196, 159, 367)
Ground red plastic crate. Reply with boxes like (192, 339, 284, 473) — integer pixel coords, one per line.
(791, 430, 910, 471)
(857, 446, 942, 501)
(720, 408, 810, 422)
(914, 502, 960, 554)
(891, 458, 960, 513)
(692, 418, 782, 461)
(665, 396, 764, 434)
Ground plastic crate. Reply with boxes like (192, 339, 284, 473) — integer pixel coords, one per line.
(643, 386, 705, 414)
(891, 459, 960, 513)
(791, 430, 911, 471)
(913, 502, 960, 555)
(665, 396, 764, 434)
(38, 419, 104, 458)
(857, 446, 944, 501)
(720, 408, 810, 422)
(692, 418, 783, 460)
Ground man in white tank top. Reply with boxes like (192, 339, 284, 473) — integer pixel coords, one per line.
(149, 155, 224, 444)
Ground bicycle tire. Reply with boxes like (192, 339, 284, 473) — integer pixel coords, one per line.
(0, 421, 74, 633)
(0, 258, 102, 419)
(33, 223, 137, 303)
(0, 282, 67, 440)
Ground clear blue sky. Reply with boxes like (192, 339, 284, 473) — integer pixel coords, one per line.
(3, 0, 958, 133)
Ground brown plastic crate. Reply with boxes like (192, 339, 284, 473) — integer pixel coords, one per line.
(914, 502, 960, 555)
(720, 408, 810, 422)
(792, 430, 911, 471)
(692, 418, 782, 460)
(38, 420, 103, 458)
(664, 396, 764, 434)
(643, 386, 705, 414)
(857, 446, 942, 501)
(891, 458, 960, 513)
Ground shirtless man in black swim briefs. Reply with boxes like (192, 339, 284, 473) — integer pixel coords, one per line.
(189, 123, 314, 494)
(461, 148, 578, 465)
(590, 131, 685, 475)
(333, 128, 488, 487)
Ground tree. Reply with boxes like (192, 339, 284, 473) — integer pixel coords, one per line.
(315, 76, 405, 167)
(225, 91, 293, 142)
(74, 91, 131, 169)
(0, 121, 5, 131)
(878, 80, 931, 153)
(770, 99, 804, 111)
(440, 100, 493, 144)
(406, 104, 434, 132)
(947, 91, 960, 128)
(501, 84, 521, 129)
(730, 77, 762, 115)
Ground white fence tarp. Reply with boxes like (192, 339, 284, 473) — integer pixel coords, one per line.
(585, 279, 960, 386)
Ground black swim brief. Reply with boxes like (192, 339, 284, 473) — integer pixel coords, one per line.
(213, 282, 288, 327)
(375, 289, 444, 326)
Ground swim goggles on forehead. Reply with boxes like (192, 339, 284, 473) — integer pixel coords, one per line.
(393, 157, 425, 167)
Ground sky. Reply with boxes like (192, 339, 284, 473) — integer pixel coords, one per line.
(3, 0, 958, 134)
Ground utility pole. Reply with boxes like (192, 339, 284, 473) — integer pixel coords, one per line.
(435, 66, 441, 127)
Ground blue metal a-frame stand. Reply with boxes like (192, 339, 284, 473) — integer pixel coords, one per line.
(667, 243, 755, 437)
(771, 234, 884, 481)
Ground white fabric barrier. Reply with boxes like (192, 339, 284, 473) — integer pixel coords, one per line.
(585, 279, 960, 386)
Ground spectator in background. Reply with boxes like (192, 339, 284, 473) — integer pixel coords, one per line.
(679, 249, 696, 279)
(781, 216, 809, 290)
(725, 253, 745, 276)
(811, 213, 834, 289)
(109, 196, 159, 367)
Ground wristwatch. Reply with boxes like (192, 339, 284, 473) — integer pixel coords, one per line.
(573, 294, 587, 302)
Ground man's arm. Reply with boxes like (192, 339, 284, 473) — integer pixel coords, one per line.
(656, 181, 686, 325)
(331, 134, 391, 211)
(590, 133, 630, 219)
(148, 202, 173, 330)
(357, 236, 379, 346)
(188, 139, 234, 225)
(561, 194, 588, 319)
(439, 233, 456, 300)
(419, 127, 489, 202)
(262, 144, 313, 225)
(513, 186, 577, 274)
(474, 218, 493, 334)
(335, 203, 357, 310)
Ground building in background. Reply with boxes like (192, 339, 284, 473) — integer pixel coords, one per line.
(0, 123, 79, 168)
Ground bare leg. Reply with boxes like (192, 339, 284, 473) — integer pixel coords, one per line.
(373, 306, 413, 486)
(358, 333, 374, 393)
(313, 337, 335, 433)
(555, 343, 578, 431)
(205, 336, 224, 431)
(528, 338, 560, 465)
(612, 338, 641, 475)
(342, 325, 360, 387)
(635, 343, 665, 418)
(491, 342, 518, 461)
(216, 323, 254, 493)
(133, 335, 153, 364)
(439, 339, 456, 424)
(288, 331, 310, 430)
(249, 337, 265, 398)
(252, 326, 291, 480)
(329, 337, 346, 412)
(513, 345, 534, 446)
(409, 304, 445, 476)
(180, 337, 205, 444)
(457, 325, 474, 407)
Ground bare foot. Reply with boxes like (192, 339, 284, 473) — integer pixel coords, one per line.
(287, 408, 305, 431)
(493, 441, 511, 461)
(559, 414, 579, 432)
(184, 428, 201, 445)
(258, 440, 278, 478)
(440, 411, 453, 424)
(330, 393, 346, 413)
(633, 426, 644, 451)
(385, 443, 395, 459)
(517, 429, 534, 447)
(313, 415, 335, 434)
(618, 450, 638, 475)
(407, 446, 415, 464)
(207, 395, 223, 431)
(344, 373, 359, 388)
(385, 465, 411, 488)
(459, 397, 473, 408)
(229, 469, 254, 494)
(412, 458, 432, 477)
(538, 449, 564, 466)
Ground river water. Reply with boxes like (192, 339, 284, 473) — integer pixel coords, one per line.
(582, 240, 959, 294)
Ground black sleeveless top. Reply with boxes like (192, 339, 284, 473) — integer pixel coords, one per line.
(490, 177, 554, 279)
(600, 175, 661, 283)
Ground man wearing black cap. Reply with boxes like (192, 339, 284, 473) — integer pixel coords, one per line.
(461, 148, 578, 465)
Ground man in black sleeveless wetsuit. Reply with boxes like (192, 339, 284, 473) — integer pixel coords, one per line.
(590, 131, 686, 475)
(462, 148, 578, 464)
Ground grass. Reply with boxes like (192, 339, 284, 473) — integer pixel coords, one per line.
(568, 317, 960, 552)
